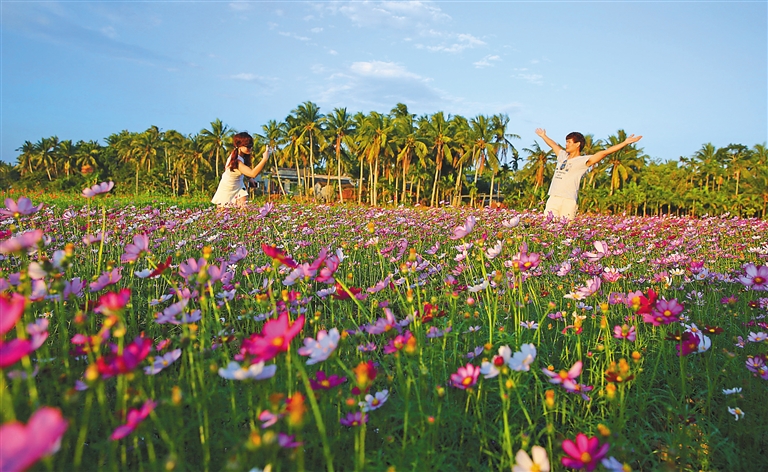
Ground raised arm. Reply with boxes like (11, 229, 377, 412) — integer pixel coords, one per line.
(586, 134, 643, 166)
(238, 148, 272, 178)
(535, 128, 563, 155)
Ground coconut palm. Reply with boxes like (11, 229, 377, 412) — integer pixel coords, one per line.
(200, 119, 232, 179)
(604, 130, 645, 196)
(74, 140, 101, 175)
(421, 112, 455, 207)
(15, 141, 36, 176)
(255, 120, 289, 197)
(357, 111, 393, 206)
(324, 108, 356, 202)
(521, 141, 554, 192)
(56, 140, 78, 177)
(34, 136, 60, 181)
(719, 144, 753, 197)
(391, 107, 428, 205)
(289, 101, 325, 197)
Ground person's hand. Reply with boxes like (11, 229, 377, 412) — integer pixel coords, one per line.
(262, 147, 271, 160)
(535, 128, 546, 137)
(624, 134, 643, 145)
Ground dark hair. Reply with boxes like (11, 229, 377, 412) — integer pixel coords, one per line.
(566, 132, 585, 153)
(229, 132, 253, 171)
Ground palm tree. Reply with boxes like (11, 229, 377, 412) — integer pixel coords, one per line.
(324, 108, 356, 202)
(468, 114, 501, 206)
(200, 119, 231, 179)
(129, 126, 162, 195)
(56, 140, 78, 177)
(15, 141, 36, 176)
(290, 101, 325, 197)
(521, 141, 554, 192)
(720, 144, 753, 197)
(421, 112, 454, 207)
(604, 130, 644, 196)
(693, 143, 719, 192)
(256, 120, 289, 197)
(357, 111, 393, 206)
(34, 136, 60, 181)
(392, 107, 428, 205)
(581, 134, 605, 189)
(75, 140, 101, 175)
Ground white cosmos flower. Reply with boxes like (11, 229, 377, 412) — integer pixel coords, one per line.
(722, 387, 742, 395)
(218, 361, 277, 381)
(508, 344, 537, 372)
(359, 389, 389, 412)
(485, 240, 503, 260)
(728, 406, 745, 421)
(512, 445, 550, 472)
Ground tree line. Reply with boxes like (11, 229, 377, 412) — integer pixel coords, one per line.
(3, 101, 767, 218)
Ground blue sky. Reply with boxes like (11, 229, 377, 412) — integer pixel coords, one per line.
(2, 1, 766, 165)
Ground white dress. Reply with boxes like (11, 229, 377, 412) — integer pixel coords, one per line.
(211, 156, 248, 205)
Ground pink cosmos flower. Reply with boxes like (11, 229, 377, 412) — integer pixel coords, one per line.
(340, 411, 368, 427)
(94, 288, 131, 317)
(676, 331, 700, 357)
(450, 215, 476, 240)
(82, 181, 114, 198)
(277, 432, 302, 448)
(542, 361, 583, 390)
(261, 243, 299, 268)
(96, 336, 153, 378)
(0, 229, 43, 255)
(0, 197, 43, 218)
(110, 400, 156, 440)
(89, 267, 122, 292)
(238, 313, 305, 363)
(561, 433, 610, 471)
(143, 349, 182, 375)
(297, 328, 340, 365)
(0, 407, 68, 472)
(583, 240, 608, 262)
(359, 389, 389, 412)
(309, 371, 346, 390)
(565, 278, 601, 300)
(120, 234, 150, 263)
(746, 356, 768, 379)
(612, 324, 636, 342)
(509, 243, 541, 272)
(450, 362, 481, 390)
(643, 298, 684, 326)
(0, 293, 49, 369)
(178, 257, 207, 281)
(739, 263, 768, 291)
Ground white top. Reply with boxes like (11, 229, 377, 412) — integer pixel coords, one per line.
(548, 150, 591, 201)
(211, 155, 248, 205)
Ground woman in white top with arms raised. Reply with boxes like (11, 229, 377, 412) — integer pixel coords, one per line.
(211, 131, 271, 208)
(535, 128, 642, 220)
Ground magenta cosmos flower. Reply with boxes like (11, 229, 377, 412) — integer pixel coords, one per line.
(450, 362, 481, 390)
(0, 407, 68, 472)
(0, 196, 43, 218)
(239, 313, 305, 363)
(0, 293, 49, 369)
(643, 298, 684, 326)
(739, 263, 768, 291)
(82, 181, 114, 198)
(340, 411, 368, 427)
(561, 433, 610, 471)
(542, 361, 583, 391)
(110, 400, 156, 440)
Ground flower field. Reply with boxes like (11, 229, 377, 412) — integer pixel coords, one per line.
(1, 191, 767, 471)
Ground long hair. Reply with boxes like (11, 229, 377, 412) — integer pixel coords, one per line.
(228, 132, 253, 171)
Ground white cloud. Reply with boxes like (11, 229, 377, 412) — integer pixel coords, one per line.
(473, 54, 501, 68)
(350, 61, 425, 80)
(230, 73, 259, 81)
(420, 33, 487, 53)
(315, 60, 453, 112)
(512, 69, 543, 85)
(228, 2, 251, 11)
(311, 27, 323, 33)
(322, 0, 451, 29)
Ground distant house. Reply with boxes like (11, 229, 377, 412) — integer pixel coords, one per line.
(250, 167, 357, 200)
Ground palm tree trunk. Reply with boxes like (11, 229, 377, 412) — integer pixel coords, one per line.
(274, 162, 286, 197)
(453, 162, 464, 206)
(358, 162, 364, 204)
(336, 143, 344, 203)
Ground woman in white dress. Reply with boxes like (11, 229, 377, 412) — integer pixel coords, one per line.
(211, 132, 271, 208)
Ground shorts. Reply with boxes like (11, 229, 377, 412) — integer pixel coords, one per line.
(545, 195, 578, 220)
